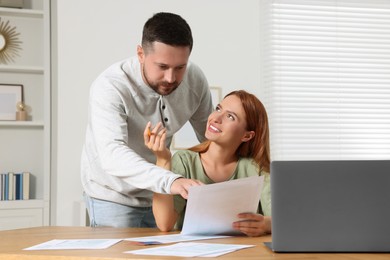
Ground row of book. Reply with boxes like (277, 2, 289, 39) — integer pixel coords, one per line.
(0, 172, 30, 201)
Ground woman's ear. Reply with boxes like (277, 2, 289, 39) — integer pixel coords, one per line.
(241, 131, 255, 142)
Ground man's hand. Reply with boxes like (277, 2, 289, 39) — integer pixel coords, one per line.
(170, 178, 203, 199)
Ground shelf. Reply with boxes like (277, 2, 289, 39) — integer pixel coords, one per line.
(0, 65, 44, 74)
(0, 0, 50, 229)
(0, 199, 46, 209)
(0, 121, 44, 127)
(0, 7, 43, 18)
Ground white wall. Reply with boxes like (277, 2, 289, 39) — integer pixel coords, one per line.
(51, 0, 262, 225)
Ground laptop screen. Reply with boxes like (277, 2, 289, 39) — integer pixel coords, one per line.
(269, 160, 390, 252)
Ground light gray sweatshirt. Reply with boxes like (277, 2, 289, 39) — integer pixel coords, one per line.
(81, 57, 213, 207)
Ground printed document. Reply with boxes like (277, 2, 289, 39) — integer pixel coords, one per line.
(125, 233, 229, 245)
(182, 175, 264, 235)
(125, 242, 254, 257)
(23, 239, 122, 250)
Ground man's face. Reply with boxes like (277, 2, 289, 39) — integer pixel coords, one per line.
(137, 42, 191, 96)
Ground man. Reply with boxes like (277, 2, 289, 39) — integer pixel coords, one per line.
(81, 12, 213, 227)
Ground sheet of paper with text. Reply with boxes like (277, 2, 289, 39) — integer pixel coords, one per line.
(181, 175, 264, 235)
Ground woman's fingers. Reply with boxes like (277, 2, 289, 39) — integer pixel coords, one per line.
(144, 122, 168, 152)
(144, 121, 152, 145)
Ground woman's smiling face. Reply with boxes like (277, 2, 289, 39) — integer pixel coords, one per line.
(205, 94, 250, 146)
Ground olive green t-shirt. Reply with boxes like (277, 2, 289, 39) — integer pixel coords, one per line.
(171, 150, 271, 230)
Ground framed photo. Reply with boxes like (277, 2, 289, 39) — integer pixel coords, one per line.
(172, 86, 222, 150)
(0, 84, 23, 120)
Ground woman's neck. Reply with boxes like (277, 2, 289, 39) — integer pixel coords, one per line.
(200, 143, 239, 182)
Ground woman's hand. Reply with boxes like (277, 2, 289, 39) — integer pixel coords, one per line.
(144, 122, 171, 168)
(232, 213, 271, 237)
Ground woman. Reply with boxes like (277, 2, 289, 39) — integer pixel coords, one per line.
(144, 90, 271, 237)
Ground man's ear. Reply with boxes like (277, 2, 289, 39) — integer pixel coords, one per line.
(137, 45, 144, 63)
(241, 131, 255, 142)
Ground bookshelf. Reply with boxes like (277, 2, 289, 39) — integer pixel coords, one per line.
(0, 0, 50, 231)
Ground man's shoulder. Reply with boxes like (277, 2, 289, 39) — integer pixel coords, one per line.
(92, 57, 139, 90)
(186, 60, 205, 74)
(101, 57, 136, 78)
(183, 61, 207, 86)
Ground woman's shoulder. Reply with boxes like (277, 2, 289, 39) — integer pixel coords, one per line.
(238, 157, 258, 169)
(172, 149, 199, 163)
(171, 150, 204, 179)
(236, 158, 270, 176)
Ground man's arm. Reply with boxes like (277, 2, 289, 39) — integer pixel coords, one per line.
(87, 79, 179, 194)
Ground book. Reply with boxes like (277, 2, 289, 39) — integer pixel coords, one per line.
(0, 172, 31, 200)
(7, 172, 14, 200)
(22, 172, 30, 200)
(0, 174, 4, 200)
(15, 173, 22, 200)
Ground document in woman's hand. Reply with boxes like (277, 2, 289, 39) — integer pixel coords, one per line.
(181, 175, 264, 235)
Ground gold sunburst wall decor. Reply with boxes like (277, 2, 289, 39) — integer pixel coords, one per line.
(0, 17, 22, 64)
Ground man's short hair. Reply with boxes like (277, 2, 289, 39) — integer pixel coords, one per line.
(142, 12, 193, 53)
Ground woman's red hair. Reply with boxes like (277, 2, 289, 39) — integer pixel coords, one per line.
(189, 90, 271, 173)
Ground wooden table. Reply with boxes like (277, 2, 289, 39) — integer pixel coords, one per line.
(0, 226, 388, 259)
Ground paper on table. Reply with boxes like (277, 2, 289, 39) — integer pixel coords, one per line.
(181, 175, 264, 235)
(125, 242, 254, 257)
(23, 239, 122, 250)
(125, 233, 230, 245)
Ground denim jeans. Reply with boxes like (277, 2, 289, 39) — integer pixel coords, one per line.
(83, 193, 156, 228)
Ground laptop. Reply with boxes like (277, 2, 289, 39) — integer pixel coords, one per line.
(266, 160, 390, 252)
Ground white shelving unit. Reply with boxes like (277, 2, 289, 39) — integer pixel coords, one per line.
(0, 0, 50, 231)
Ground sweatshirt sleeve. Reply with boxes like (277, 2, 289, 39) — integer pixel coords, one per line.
(86, 77, 181, 194)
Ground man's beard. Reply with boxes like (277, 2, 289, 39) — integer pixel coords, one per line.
(143, 66, 180, 96)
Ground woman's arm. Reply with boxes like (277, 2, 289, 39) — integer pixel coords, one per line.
(152, 193, 178, 231)
(144, 122, 178, 231)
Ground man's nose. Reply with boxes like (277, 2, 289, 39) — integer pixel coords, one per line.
(164, 69, 176, 83)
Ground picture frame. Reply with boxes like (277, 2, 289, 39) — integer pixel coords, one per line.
(171, 86, 222, 150)
(0, 84, 23, 120)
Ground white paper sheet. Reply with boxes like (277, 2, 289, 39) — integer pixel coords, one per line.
(181, 175, 264, 235)
(125, 233, 230, 245)
(125, 242, 254, 257)
(23, 239, 122, 250)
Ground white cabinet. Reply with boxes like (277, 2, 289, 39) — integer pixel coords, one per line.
(0, 200, 48, 230)
(0, 0, 50, 231)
